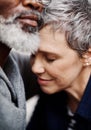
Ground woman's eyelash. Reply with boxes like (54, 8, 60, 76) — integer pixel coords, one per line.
(45, 57, 56, 62)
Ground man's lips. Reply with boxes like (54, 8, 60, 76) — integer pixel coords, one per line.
(17, 14, 38, 27)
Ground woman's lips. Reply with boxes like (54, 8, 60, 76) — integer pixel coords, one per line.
(37, 78, 53, 86)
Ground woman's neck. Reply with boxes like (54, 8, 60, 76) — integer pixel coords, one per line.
(66, 68, 91, 113)
(0, 42, 11, 67)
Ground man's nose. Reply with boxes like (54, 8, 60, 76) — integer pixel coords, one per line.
(22, 0, 43, 12)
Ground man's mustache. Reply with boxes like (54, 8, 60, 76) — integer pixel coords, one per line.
(0, 10, 44, 28)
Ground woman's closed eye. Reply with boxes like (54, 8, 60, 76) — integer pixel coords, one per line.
(45, 56, 56, 62)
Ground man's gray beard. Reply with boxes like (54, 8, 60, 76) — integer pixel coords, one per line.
(0, 15, 40, 55)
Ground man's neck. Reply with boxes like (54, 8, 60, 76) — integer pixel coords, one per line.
(0, 42, 11, 67)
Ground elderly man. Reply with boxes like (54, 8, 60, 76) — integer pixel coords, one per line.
(0, 0, 51, 130)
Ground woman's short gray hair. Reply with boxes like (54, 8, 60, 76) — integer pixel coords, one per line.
(43, 0, 91, 56)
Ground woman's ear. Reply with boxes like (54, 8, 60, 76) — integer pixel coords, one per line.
(81, 48, 91, 67)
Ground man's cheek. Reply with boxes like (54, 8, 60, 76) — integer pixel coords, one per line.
(0, 1, 19, 16)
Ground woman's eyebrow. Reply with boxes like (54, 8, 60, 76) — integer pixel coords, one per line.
(38, 50, 57, 55)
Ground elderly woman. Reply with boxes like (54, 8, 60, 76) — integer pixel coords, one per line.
(27, 0, 91, 130)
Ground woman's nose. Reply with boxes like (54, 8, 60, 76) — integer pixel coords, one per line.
(22, 0, 43, 12)
(31, 58, 45, 75)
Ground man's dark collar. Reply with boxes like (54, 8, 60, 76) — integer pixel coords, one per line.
(0, 42, 11, 67)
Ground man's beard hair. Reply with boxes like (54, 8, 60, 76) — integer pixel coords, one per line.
(0, 11, 43, 54)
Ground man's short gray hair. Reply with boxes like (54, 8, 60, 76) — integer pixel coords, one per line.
(43, 0, 91, 56)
